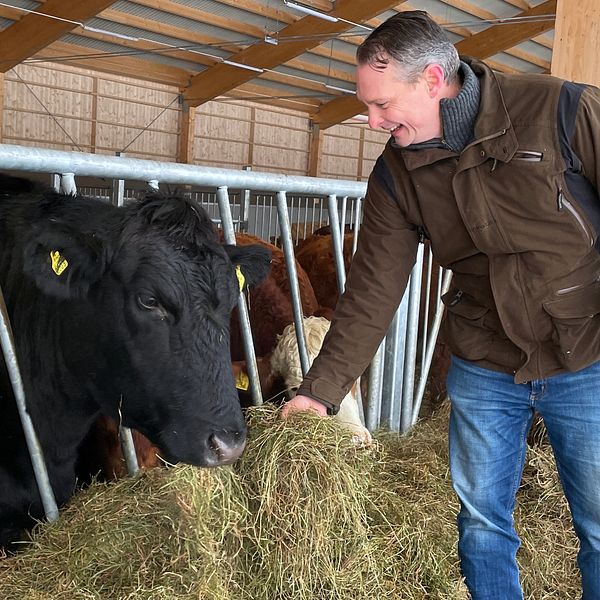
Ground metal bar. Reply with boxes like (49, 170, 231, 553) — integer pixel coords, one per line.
(411, 269, 453, 425)
(0, 144, 367, 197)
(339, 195, 348, 237)
(326, 194, 346, 294)
(240, 166, 251, 233)
(275, 191, 310, 376)
(216, 186, 263, 406)
(421, 246, 434, 365)
(380, 292, 409, 430)
(60, 173, 76, 195)
(119, 426, 139, 476)
(352, 198, 362, 255)
(366, 343, 385, 432)
(400, 245, 425, 433)
(0, 285, 59, 522)
(111, 177, 125, 207)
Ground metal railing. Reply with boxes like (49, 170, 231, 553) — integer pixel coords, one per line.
(0, 142, 449, 526)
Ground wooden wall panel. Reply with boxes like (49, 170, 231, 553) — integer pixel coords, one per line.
(197, 114, 252, 140)
(4, 80, 94, 117)
(195, 139, 250, 166)
(3, 110, 93, 151)
(321, 154, 360, 178)
(253, 145, 308, 174)
(2, 62, 388, 179)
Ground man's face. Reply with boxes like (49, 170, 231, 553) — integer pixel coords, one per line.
(356, 62, 443, 147)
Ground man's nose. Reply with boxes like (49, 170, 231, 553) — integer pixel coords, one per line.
(368, 108, 381, 130)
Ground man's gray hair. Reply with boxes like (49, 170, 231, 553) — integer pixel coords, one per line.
(356, 11, 460, 84)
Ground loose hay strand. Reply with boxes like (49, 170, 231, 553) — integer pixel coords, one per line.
(0, 403, 579, 599)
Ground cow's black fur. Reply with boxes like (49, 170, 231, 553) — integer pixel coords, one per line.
(0, 174, 271, 549)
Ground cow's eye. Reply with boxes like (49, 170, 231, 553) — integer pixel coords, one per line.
(137, 293, 159, 310)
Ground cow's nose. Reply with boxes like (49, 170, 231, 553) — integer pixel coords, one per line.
(208, 431, 246, 465)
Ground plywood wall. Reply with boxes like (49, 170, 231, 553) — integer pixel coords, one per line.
(1, 61, 387, 180)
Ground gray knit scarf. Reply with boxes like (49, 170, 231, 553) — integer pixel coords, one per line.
(396, 61, 480, 153)
(439, 60, 481, 152)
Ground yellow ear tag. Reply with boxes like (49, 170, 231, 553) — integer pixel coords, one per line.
(235, 265, 245, 292)
(235, 370, 250, 391)
(50, 250, 68, 276)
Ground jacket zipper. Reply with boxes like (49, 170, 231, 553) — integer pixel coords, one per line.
(513, 150, 543, 162)
(556, 275, 600, 295)
(557, 189, 594, 247)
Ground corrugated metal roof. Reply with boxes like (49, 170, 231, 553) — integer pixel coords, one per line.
(0, 0, 559, 125)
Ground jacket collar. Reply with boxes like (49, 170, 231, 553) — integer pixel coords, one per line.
(396, 57, 519, 171)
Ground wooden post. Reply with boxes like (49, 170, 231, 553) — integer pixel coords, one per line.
(177, 97, 196, 164)
(551, 0, 600, 85)
(308, 121, 323, 177)
(90, 75, 98, 153)
(248, 106, 256, 167)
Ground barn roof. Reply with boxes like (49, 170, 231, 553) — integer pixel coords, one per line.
(0, 0, 556, 128)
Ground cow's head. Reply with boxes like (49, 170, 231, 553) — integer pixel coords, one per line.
(22, 191, 271, 467)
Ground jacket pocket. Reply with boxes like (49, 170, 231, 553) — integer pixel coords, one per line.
(441, 290, 493, 361)
(543, 279, 600, 360)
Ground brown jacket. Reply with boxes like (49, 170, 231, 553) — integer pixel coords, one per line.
(297, 58, 600, 411)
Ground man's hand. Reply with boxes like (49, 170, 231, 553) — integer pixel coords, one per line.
(280, 394, 328, 418)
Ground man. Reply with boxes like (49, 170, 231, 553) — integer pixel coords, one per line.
(282, 10, 600, 600)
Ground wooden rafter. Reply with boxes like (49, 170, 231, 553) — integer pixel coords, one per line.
(454, 0, 556, 57)
(0, 0, 118, 73)
(311, 0, 556, 128)
(182, 0, 408, 106)
(31, 41, 191, 87)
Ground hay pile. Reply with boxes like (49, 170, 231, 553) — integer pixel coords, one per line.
(0, 405, 579, 599)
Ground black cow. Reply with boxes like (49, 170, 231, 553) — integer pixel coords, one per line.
(0, 174, 271, 549)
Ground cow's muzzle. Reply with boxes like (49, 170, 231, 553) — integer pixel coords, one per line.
(206, 430, 246, 466)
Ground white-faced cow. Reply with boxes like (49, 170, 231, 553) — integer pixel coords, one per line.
(0, 174, 271, 549)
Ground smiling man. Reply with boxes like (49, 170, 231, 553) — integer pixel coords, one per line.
(282, 10, 600, 600)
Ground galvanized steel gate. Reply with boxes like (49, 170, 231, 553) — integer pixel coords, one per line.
(0, 143, 450, 526)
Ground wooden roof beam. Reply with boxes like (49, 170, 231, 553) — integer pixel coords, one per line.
(0, 0, 119, 73)
(311, 0, 556, 129)
(453, 0, 556, 58)
(182, 0, 408, 106)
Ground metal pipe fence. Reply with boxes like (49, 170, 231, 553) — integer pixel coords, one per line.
(0, 143, 449, 526)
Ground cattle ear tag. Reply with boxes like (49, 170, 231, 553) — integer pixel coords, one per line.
(235, 370, 249, 391)
(235, 265, 245, 292)
(49, 250, 69, 276)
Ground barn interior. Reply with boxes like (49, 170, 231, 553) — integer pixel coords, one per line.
(0, 2, 597, 596)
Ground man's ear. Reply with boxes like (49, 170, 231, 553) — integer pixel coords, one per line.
(423, 63, 446, 97)
(22, 225, 108, 300)
(224, 244, 272, 290)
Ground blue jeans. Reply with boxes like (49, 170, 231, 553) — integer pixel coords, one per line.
(447, 356, 600, 600)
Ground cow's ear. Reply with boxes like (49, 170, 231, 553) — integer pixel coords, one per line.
(22, 226, 108, 299)
(224, 244, 272, 289)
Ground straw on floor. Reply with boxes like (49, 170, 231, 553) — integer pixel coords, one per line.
(0, 404, 579, 600)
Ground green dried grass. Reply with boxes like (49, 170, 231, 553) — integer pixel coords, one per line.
(0, 404, 579, 599)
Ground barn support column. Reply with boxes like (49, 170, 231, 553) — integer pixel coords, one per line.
(308, 121, 323, 177)
(177, 97, 196, 164)
(551, 0, 600, 85)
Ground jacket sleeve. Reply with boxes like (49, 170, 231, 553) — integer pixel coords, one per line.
(571, 85, 600, 194)
(296, 157, 419, 411)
